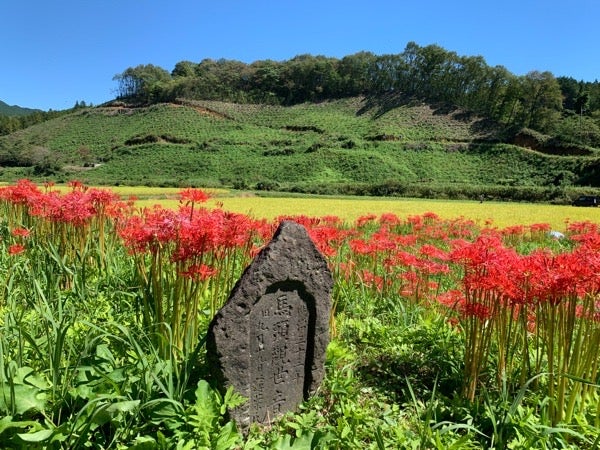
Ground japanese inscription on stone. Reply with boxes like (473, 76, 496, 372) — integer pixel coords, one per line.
(250, 288, 309, 422)
(207, 220, 332, 428)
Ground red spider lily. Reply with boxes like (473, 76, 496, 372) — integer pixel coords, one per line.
(320, 215, 343, 226)
(179, 263, 218, 281)
(422, 211, 440, 222)
(357, 225, 402, 251)
(501, 225, 525, 240)
(57, 191, 96, 224)
(570, 225, 600, 251)
(307, 225, 351, 258)
(463, 302, 492, 320)
(8, 244, 25, 256)
(529, 223, 551, 234)
(349, 238, 374, 255)
(566, 220, 598, 236)
(406, 214, 423, 230)
(118, 206, 179, 254)
(218, 211, 263, 249)
(370, 228, 399, 252)
(67, 180, 87, 192)
(170, 209, 258, 262)
(419, 244, 449, 261)
(359, 269, 384, 292)
(0, 179, 42, 206)
(394, 250, 420, 267)
(11, 227, 30, 238)
(86, 188, 121, 210)
(529, 222, 551, 241)
(437, 289, 465, 311)
(179, 188, 211, 219)
(35, 190, 97, 226)
(337, 261, 357, 281)
(378, 213, 402, 227)
(356, 214, 378, 228)
(179, 188, 211, 204)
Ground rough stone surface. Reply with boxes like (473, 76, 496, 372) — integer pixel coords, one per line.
(206, 220, 333, 428)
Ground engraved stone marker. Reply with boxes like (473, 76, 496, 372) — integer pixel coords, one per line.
(207, 220, 332, 428)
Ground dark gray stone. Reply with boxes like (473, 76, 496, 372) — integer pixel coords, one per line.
(206, 220, 332, 428)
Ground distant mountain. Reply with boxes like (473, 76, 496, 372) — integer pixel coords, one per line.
(0, 100, 41, 116)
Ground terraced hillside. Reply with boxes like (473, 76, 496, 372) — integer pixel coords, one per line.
(0, 97, 599, 201)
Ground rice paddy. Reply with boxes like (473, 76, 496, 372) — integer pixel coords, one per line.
(132, 190, 600, 230)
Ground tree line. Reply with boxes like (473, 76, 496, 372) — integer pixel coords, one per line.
(112, 42, 600, 143)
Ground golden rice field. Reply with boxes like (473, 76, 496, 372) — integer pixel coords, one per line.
(128, 189, 600, 231)
(17, 183, 598, 230)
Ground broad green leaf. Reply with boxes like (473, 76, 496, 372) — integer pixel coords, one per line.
(96, 343, 116, 365)
(70, 382, 94, 400)
(92, 399, 140, 425)
(0, 384, 47, 415)
(106, 399, 140, 413)
(0, 416, 41, 435)
(128, 435, 157, 450)
(16, 366, 49, 390)
(270, 432, 314, 450)
(17, 428, 53, 442)
(195, 380, 214, 405)
(194, 379, 218, 419)
(214, 421, 241, 450)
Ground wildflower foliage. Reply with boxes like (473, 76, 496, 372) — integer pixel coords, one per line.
(0, 180, 599, 447)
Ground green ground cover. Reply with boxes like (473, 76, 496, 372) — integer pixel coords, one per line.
(1, 181, 600, 448)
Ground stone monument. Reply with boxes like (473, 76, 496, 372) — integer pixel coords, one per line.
(206, 220, 332, 428)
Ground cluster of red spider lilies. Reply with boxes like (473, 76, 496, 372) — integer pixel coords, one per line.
(1, 179, 599, 424)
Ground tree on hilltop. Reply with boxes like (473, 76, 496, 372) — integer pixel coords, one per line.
(113, 64, 172, 103)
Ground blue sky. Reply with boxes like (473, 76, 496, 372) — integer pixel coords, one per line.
(2, 0, 599, 111)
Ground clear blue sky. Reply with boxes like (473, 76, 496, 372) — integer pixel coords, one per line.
(2, 0, 599, 111)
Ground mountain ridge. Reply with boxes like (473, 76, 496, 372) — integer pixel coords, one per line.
(0, 99, 42, 116)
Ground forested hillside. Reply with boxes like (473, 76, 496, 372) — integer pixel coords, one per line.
(2, 42, 600, 202)
(112, 42, 600, 148)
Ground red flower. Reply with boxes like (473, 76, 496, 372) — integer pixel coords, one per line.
(180, 263, 218, 280)
(67, 180, 86, 191)
(8, 244, 25, 256)
(11, 227, 30, 238)
(0, 179, 42, 206)
(356, 214, 377, 227)
(464, 302, 492, 320)
(179, 188, 211, 204)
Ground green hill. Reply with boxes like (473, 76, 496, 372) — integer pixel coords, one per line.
(0, 97, 599, 202)
(0, 100, 41, 116)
